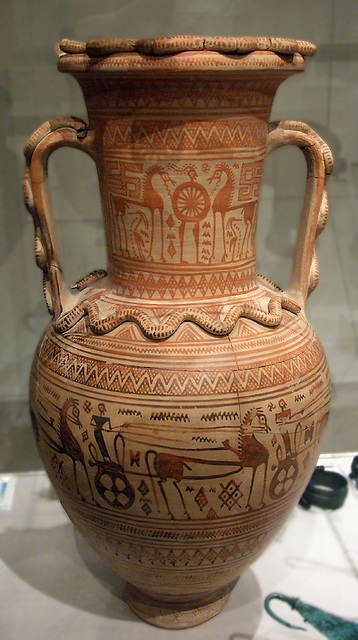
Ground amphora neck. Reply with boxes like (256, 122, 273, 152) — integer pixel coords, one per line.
(78, 73, 284, 302)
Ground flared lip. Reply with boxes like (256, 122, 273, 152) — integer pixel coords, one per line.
(57, 35, 315, 75)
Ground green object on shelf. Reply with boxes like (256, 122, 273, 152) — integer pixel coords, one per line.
(264, 592, 358, 639)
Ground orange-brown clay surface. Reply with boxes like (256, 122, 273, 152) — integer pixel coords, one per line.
(25, 36, 332, 629)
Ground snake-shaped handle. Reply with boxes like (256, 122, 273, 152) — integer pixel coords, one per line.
(267, 121, 333, 307)
(23, 116, 97, 319)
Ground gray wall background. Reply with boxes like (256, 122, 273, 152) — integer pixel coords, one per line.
(1, 0, 357, 466)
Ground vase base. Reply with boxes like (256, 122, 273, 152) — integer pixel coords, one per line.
(125, 581, 236, 629)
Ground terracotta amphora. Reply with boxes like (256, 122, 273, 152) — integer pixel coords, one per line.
(24, 36, 333, 629)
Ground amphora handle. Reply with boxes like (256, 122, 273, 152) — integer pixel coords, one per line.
(23, 116, 98, 319)
(267, 121, 333, 307)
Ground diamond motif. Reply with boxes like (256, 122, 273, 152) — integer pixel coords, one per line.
(141, 502, 152, 516)
(205, 548, 218, 564)
(208, 274, 218, 295)
(166, 214, 175, 228)
(167, 240, 176, 258)
(188, 276, 199, 297)
(198, 275, 208, 296)
(194, 487, 208, 511)
(218, 546, 232, 561)
(177, 550, 191, 566)
(217, 273, 226, 294)
(219, 479, 243, 510)
(138, 480, 149, 496)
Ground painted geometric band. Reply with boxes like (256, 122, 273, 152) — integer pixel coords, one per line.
(38, 335, 324, 396)
(107, 266, 257, 299)
(103, 120, 267, 150)
(83, 80, 274, 115)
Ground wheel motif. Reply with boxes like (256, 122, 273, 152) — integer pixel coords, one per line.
(172, 181, 210, 222)
(269, 460, 299, 499)
(95, 468, 135, 509)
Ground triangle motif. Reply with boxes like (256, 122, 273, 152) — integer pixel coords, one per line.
(115, 325, 139, 342)
(236, 320, 260, 338)
(176, 324, 203, 343)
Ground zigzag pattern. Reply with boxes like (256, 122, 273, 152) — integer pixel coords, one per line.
(232, 331, 298, 349)
(150, 412, 190, 422)
(118, 408, 142, 417)
(309, 379, 324, 395)
(39, 339, 237, 396)
(104, 532, 268, 568)
(201, 411, 239, 422)
(85, 80, 273, 113)
(103, 119, 266, 151)
(38, 331, 323, 397)
(235, 344, 324, 391)
(109, 267, 256, 299)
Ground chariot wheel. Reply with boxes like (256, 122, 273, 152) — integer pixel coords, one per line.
(172, 181, 210, 222)
(269, 459, 299, 500)
(94, 465, 135, 509)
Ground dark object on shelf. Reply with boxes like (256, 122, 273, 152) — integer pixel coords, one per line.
(349, 455, 358, 488)
(264, 592, 358, 639)
(299, 465, 348, 510)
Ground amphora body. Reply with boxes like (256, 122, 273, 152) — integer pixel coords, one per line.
(25, 36, 333, 629)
